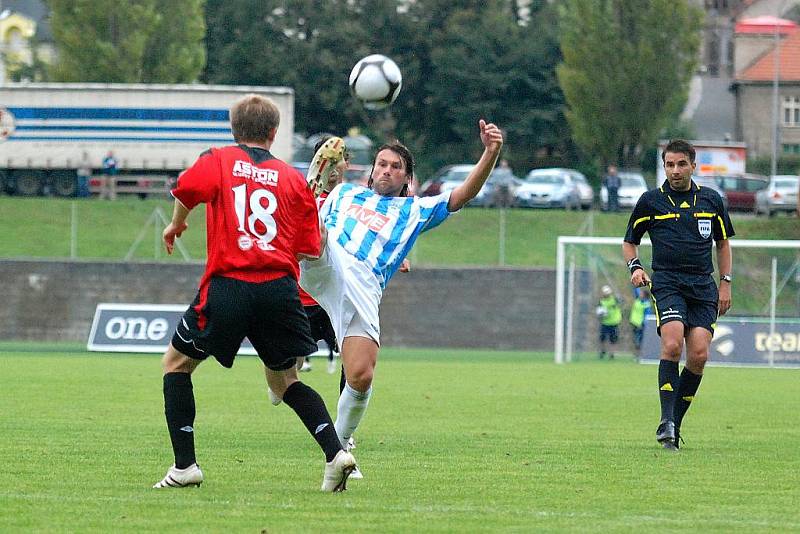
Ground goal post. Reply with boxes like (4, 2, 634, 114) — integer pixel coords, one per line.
(555, 236, 800, 366)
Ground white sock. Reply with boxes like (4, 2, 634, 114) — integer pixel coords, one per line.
(334, 382, 372, 448)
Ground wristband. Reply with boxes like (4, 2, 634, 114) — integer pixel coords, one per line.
(627, 257, 644, 275)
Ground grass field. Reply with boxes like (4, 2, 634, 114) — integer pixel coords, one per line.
(1, 197, 798, 266)
(1, 346, 799, 532)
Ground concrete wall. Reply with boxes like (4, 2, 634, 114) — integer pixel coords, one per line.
(0, 260, 558, 351)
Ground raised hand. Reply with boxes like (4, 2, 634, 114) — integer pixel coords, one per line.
(479, 119, 504, 153)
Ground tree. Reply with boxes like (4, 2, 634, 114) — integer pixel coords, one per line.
(422, 1, 567, 172)
(556, 0, 701, 167)
(46, 0, 205, 83)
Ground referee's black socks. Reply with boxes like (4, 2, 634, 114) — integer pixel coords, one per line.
(283, 381, 343, 462)
(674, 367, 703, 430)
(658, 360, 680, 422)
(163, 372, 196, 469)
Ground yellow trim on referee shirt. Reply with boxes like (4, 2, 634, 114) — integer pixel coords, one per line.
(654, 213, 680, 220)
(649, 281, 660, 328)
(633, 216, 651, 229)
(716, 216, 728, 239)
(693, 212, 716, 218)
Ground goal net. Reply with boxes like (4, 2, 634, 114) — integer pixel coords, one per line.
(555, 236, 800, 368)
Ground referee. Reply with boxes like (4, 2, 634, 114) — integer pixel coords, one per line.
(622, 139, 734, 450)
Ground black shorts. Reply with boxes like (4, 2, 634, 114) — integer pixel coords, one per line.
(599, 324, 619, 343)
(172, 275, 317, 370)
(650, 271, 719, 336)
(305, 304, 338, 351)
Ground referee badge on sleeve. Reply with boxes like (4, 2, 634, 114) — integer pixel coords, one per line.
(698, 219, 712, 239)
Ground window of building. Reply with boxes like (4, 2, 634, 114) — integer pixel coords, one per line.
(783, 96, 800, 126)
(783, 144, 800, 154)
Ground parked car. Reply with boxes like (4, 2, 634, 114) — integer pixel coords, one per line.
(514, 168, 582, 209)
(471, 167, 523, 207)
(600, 171, 648, 210)
(713, 173, 768, 212)
(692, 175, 730, 211)
(755, 175, 799, 216)
(418, 164, 474, 197)
(570, 171, 594, 210)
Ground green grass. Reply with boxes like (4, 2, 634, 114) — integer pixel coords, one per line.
(2, 197, 798, 266)
(1, 347, 798, 532)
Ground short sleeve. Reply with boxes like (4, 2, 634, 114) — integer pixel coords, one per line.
(624, 193, 651, 245)
(171, 149, 220, 209)
(418, 191, 453, 233)
(713, 194, 735, 241)
(293, 181, 322, 258)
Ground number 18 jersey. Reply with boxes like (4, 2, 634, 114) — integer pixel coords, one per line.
(172, 144, 320, 290)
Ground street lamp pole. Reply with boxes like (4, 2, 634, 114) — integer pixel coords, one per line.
(771, 21, 781, 177)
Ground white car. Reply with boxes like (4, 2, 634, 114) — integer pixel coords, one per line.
(755, 175, 799, 216)
(601, 172, 648, 210)
(514, 168, 583, 209)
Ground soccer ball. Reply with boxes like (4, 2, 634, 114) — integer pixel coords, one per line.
(349, 54, 402, 110)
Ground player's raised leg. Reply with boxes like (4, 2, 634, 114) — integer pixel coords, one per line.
(306, 136, 346, 197)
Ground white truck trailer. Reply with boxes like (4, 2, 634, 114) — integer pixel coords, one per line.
(0, 83, 294, 196)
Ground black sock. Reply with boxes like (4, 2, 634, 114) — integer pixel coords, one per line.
(674, 367, 703, 429)
(163, 372, 196, 469)
(658, 360, 679, 422)
(282, 381, 342, 462)
(339, 365, 346, 394)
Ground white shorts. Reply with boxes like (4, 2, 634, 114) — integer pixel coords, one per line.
(299, 243, 382, 346)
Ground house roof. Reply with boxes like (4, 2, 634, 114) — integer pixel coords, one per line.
(735, 16, 798, 34)
(737, 29, 800, 82)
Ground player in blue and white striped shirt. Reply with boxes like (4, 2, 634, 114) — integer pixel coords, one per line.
(300, 119, 503, 477)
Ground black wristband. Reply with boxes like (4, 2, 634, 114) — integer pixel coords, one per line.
(627, 257, 643, 275)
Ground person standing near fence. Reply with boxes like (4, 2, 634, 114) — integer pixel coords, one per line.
(622, 139, 734, 451)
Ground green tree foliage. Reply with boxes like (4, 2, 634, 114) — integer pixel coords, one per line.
(46, 0, 205, 83)
(557, 0, 701, 167)
(204, 0, 568, 178)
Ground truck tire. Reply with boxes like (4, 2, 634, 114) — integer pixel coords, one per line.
(12, 170, 45, 196)
(52, 171, 78, 197)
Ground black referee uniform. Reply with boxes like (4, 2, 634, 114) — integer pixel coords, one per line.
(624, 180, 734, 335)
(624, 178, 734, 449)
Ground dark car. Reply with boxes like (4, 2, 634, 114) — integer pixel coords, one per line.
(712, 174, 768, 212)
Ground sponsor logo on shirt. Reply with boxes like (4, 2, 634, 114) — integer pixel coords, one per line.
(345, 204, 391, 232)
(698, 219, 711, 239)
(232, 160, 279, 186)
(238, 235, 253, 251)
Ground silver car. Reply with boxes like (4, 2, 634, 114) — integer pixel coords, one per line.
(514, 168, 583, 209)
(601, 172, 648, 210)
(755, 175, 799, 216)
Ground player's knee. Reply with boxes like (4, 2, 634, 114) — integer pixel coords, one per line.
(347, 367, 374, 392)
(661, 338, 683, 359)
(686, 349, 708, 372)
(162, 344, 196, 373)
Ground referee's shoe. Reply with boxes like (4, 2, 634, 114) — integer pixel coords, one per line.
(656, 419, 678, 451)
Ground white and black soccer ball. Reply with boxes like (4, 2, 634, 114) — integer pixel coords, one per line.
(349, 54, 402, 110)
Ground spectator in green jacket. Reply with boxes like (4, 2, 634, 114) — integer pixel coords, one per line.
(629, 287, 653, 351)
(596, 285, 622, 359)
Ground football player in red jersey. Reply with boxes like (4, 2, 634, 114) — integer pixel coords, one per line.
(154, 95, 355, 492)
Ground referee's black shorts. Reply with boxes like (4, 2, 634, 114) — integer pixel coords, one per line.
(172, 275, 317, 370)
(650, 270, 719, 336)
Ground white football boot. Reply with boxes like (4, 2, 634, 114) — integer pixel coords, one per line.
(321, 450, 357, 492)
(153, 463, 203, 488)
(345, 437, 363, 480)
